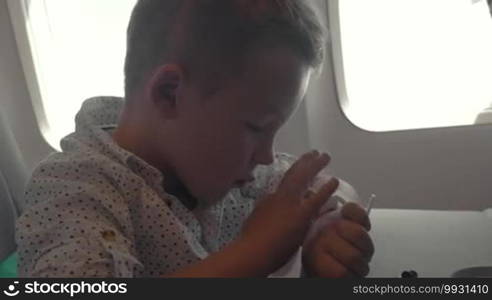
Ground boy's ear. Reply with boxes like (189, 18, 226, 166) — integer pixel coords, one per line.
(147, 64, 184, 118)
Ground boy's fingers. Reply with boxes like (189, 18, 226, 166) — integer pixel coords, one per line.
(341, 203, 371, 231)
(280, 151, 323, 194)
(333, 219, 375, 260)
(279, 151, 330, 196)
(318, 230, 370, 277)
(303, 177, 339, 215)
(280, 151, 320, 189)
(308, 249, 355, 278)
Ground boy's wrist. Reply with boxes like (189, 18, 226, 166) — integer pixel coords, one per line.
(166, 237, 277, 277)
(230, 236, 279, 277)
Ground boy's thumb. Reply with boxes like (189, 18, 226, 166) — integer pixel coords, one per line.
(303, 177, 339, 216)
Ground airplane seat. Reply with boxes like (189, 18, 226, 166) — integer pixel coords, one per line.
(475, 102, 492, 124)
(0, 110, 28, 263)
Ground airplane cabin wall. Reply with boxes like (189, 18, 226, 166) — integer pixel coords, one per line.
(1, 0, 491, 211)
(300, 0, 492, 210)
(0, 1, 53, 171)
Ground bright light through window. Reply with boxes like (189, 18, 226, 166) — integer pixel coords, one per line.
(24, 0, 136, 149)
(337, 0, 492, 131)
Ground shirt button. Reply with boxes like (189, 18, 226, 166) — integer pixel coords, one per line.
(101, 230, 116, 241)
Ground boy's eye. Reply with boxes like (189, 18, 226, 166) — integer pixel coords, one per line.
(246, 123, 264, 133)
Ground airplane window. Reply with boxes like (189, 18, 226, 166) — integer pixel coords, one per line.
(334, 0, 492, 131)
(16, 0, 136, 149)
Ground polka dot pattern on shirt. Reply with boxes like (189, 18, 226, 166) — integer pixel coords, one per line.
(16, 97, 288, 278)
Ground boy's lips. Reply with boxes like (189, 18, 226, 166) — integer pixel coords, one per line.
(233, 176, 255, 187)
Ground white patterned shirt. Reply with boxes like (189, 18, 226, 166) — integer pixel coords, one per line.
(15, 97, 293, 278)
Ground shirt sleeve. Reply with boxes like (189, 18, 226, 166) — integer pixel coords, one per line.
(16, 168, 143, 278)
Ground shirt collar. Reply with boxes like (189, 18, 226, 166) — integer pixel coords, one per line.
(66, 96, 165, 190)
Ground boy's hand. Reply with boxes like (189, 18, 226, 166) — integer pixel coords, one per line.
(239, 151, 339, 273)
(302, 203, 375, 277)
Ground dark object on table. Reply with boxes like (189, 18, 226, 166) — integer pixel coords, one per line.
(401, 270, 418, 278)
(451, 267, 492, 278)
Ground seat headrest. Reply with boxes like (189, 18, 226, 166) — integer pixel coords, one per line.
(0, 170, 17, 261)
(0, 111, 28, 260)
(0, 111, 28, 212)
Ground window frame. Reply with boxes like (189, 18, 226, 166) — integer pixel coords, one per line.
(326, 0, 355, 128)
(326, 0, 492, 133)
(6, 0, 57, 147)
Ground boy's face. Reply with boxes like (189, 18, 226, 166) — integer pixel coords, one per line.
(157, 47, 312, 206)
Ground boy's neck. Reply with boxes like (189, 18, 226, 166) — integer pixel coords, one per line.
(112, 123, 198, 211)
(167, 183, 198, 211)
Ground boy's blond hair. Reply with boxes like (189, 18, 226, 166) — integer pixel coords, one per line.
(124, 0, 326, 98)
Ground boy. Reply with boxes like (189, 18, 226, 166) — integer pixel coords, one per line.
(16, 0, 373, 277)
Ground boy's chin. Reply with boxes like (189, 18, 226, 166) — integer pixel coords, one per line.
(195, 189, 232, 209)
